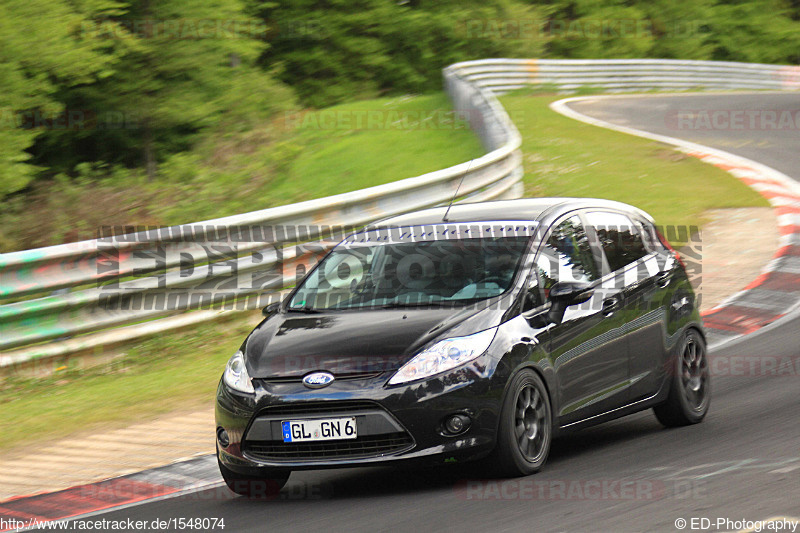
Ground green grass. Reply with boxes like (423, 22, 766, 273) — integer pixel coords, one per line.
(0, 312, 259, 451)
(500, 92, 769, 233)
(0, 91, 770, 452)
(273, 94, 484, 203)
(163, 92, 486, 216)
(0, 93, 484, 251)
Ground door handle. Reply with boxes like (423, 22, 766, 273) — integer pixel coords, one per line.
(602, 297, 621, 317)
(655, 270, 672, 288)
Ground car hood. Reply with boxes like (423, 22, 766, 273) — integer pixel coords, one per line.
(245, 304, 504, 378)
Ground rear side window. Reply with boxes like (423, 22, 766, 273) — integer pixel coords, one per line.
(633, 218, 658, 251)
(585, 211, 649, 272)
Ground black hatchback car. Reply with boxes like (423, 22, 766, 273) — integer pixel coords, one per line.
(215, 198, 709, 496)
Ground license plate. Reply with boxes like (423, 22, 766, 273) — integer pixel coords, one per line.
(281, 417, 357, 443)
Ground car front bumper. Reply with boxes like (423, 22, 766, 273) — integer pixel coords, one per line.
(215, 361, 505, 475)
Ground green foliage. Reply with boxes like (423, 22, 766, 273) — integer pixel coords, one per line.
(0, 0, 117, 196)
(29, 0, 297, 178)
(259, 0, 800, 107)
(0, 0, 296, 195)
(256, 0, 546, 107)
(0, 92, 482, 251)
(638, 0, 715, 60)
(0, 65, 42, 197)
(532, 0, 800, 63)
(2, 0, 800, 243)
(539, 0, 655, 58)
(702, 0, 800, 64)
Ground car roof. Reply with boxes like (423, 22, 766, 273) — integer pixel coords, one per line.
(369, 197, 653, 228)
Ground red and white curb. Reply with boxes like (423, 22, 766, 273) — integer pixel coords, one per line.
(0, 455, 221, 532)
(551, 95, 800, 349)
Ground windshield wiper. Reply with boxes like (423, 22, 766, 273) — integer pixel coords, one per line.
(286, 304, 321, 314)
(381, 300, 452, 309)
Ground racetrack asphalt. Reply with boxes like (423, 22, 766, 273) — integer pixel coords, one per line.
(84, 312, 800, 533)
(9, 93, 800, 533)
(569, 92, 800, 182)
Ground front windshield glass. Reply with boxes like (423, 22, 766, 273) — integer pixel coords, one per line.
(289, 226, 533, 310)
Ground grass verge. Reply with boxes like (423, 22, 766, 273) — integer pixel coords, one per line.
(0, 93, 483, 251)
(0, 312, 258, 452)
(500, 92, 769, 235)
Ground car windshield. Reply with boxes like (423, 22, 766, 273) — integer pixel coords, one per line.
(288, 227, 532, 310)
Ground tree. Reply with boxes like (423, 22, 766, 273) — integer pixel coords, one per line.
(0, 0, 117, 196)
(29, 0, 293, 180)
(702, 0, 800, 64)
(254, 0, 546, 107)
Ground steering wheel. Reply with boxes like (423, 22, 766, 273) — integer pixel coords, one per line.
(478, 275, 507, 287)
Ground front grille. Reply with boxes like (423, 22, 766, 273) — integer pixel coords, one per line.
(254, 400, 382, 416)
(259, 372, 383, 385)
(242, 400, 415, 462)
(245, 432, 414, 461)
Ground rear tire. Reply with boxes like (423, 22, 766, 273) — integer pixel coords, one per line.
(490, 368, 552, 477)
(654, 329, 710, 427)
(218, 457, 290, 499)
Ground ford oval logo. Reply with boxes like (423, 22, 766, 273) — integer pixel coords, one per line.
(302, 371, 335, 389)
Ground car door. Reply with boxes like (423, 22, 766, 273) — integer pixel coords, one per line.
(583, 210, 670, 402)
(532, 214, 630, 426)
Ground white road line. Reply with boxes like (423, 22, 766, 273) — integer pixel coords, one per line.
(770, 464, 800, 474)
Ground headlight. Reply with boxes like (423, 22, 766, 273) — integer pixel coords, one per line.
(223, 350, 254, 393)
(387, 328, 497, 386)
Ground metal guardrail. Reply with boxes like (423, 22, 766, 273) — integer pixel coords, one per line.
(0, 64, 523, 366)
(2, 58, 798, 367)
(449, 58, 800, 94)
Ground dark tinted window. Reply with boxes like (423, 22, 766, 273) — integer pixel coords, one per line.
(545, 215, 600, 283)
(635, 218, 661, 252)
(290, 235, 530, 310)
(585, 211, 649, 272)
(527, 215, 600, 308)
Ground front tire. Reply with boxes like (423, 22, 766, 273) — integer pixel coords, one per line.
(491, 368, 552, 477)
(654, 329, 710, 427)
(218, 457, 290, 499)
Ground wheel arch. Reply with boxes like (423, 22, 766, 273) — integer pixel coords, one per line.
(498, 360, 558, 429)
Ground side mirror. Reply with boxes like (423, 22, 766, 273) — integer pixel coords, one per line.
(549, 281, 594, 305)
(262, 302, 281, 317)
(547, 281, 594, 324)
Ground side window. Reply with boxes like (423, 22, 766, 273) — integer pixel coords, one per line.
(546, 215, 600, 283)
(527, 215, 600, 309)
(635, 218, 660, 253)
(585, 211, 649, 272)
